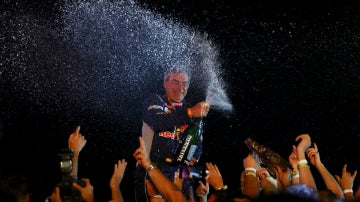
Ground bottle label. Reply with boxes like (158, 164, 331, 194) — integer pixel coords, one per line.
(177, 135, 192, 161)
(186, 145, 197, 161)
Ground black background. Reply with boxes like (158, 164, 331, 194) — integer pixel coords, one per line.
(1, 0, 360, 201)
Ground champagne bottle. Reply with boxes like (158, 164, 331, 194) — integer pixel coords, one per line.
(166, 117, 204, 165)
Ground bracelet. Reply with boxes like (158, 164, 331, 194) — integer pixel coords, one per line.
(245, 171, 257, 177)
(292, 170, 299, 176)
(216, 185, 228, 191)
(150, 194, 163, 198)
(245, 167, 257, 173)
(187, 108, 193, 118)
(292, 174, 300, 178)
(298, 159, 308, 164)
(298, 163, 309, 168)
(146, 165, 157, 172)
(297, 160, 309, 169)
(343, 189, 353, 194)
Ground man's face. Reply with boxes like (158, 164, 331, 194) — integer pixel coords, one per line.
(164, 72, 189, 103)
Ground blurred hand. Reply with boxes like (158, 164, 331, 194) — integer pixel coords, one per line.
(335, 164, 357, 191)
(295, 134, 311, 154)
(73, 178, 94, 202)
(206, 162, 224, 190)
(133, 136, 151, 169)
(288, 145, 298, 169)
(195, 179, 209, 200)
(110, 159, 127, 189)
(256, 167, 270, 180)
(68, 126, 87, 154)
(50, 187, 62, 202)
(306, 143, 321, 166)
(190, 101, 210, 118)
(173, 168, 184, 191)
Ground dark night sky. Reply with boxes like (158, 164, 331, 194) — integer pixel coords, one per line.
(1, 0, 360, 201)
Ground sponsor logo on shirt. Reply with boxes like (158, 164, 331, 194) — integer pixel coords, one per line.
(148, 105, 171, 114)
(159, 125, 188, 140)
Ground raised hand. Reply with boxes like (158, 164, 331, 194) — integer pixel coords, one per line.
(110, 159, 127, 188)
(335, 163, 357, 198)
(206, 162, 225, 190)
(73, 178, 94, 202)
(68, 125, 87, 154)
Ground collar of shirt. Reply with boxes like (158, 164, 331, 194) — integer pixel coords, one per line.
(167, 97, 183, 110)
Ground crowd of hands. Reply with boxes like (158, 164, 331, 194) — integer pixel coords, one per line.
(42, 126, 360, 202)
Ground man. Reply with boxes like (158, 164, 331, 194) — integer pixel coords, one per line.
(134, 66, 210, 202)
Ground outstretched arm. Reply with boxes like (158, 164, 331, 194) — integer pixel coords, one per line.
(133, 136, 187, 202)
(335, 164, 357, 200)
(295, 134, 317, 190)
(241, 153, 260, 199)
(306, 143, 343, 198)
(109, 159, 127, 202)
(68, 126, 87, 179)
(289, 145, 300, 184)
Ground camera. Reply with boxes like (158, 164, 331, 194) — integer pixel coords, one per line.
(57, 148, 85, 202)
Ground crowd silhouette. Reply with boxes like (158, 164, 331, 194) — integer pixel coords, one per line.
(0, 125, 359, 202)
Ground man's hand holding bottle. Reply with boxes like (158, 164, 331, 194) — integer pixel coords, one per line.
(188, 101, 210, 118)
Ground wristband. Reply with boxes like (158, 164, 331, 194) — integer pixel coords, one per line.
(297, 159, 309, 168)
(216, 185, 228, 191)
(298, 164, 309, 168)
(298, 159, 308, 164)
(343, 189, 353, 194)
(187, 108, 193, 118)
(292, 170, 299, 176)
(146, 165, 157, 172)
(150, 194, 163, 198)
(292, 174, 300, 178)
(245, 171, 257, 177)
(245, 167, 257, 173)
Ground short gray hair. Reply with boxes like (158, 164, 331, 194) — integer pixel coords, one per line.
(163, 66, 191, 81)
